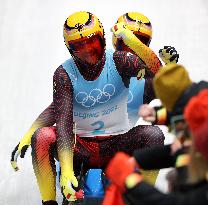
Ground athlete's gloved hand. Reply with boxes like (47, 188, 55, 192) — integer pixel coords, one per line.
(105, 152, 139, 192)
(60, 171, 79, 201)
(159, 46, 179, 64)
(111, 22, 133, 40)
(11, 133, 31, 171)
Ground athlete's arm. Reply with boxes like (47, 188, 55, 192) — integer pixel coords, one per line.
(53, 66, 78, 201)
(113, 51, 154, 87)
(112, 22, 162, 74)
(53, 66, 74, 171)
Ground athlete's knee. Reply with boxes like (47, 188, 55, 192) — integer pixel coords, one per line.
(150, 126, 165, 145)
(31, 126, 57, 150)
(140, 125, 165, 147)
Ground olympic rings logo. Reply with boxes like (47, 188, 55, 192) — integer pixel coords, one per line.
(75, 84, 116, 108)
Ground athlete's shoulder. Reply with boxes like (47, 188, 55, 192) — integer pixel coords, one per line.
(53, 65, 70, 79)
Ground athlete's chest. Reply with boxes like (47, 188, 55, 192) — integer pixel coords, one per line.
(72, 72, 125, 109)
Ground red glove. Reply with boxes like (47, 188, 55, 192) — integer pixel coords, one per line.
(66, 189, 84, 200)
(105, 152, 137, 191)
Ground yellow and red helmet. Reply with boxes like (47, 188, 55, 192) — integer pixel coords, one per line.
(113, 12, 152, 50)
(63, 11, 105, 51)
